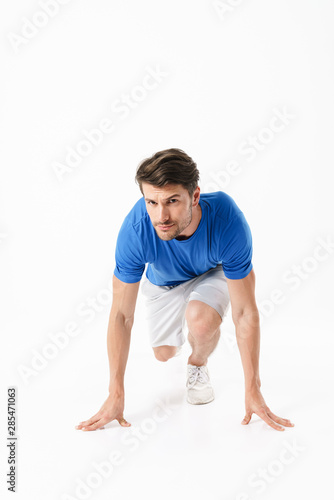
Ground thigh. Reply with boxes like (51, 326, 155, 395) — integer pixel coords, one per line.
(187, 265, 231, 321)
(141, 275, 187, 348)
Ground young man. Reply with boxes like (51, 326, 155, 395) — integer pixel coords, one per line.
(76, 148, 294, 432)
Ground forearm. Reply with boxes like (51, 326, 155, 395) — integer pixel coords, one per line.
(235, 311, 261, 390)
(107, 312, 133, 394)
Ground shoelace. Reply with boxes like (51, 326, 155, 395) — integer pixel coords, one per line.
(187, 366, 209, 389)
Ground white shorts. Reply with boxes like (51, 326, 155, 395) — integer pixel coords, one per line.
(140, 264, 231, 348)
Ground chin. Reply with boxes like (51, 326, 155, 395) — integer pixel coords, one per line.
(156, 228, 179, 241)
(157, 232, 175, 241)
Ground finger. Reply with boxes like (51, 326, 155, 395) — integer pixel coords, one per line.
(75, 422, 90, 429)
(84, 416, 131, 430)
(257, 409, 285, 431)
(82, 418, 106, 431)
(267, 410, 294, 427)
(117, 417, 131, 427)
(91, 417, 109, 430)
(77, 413, 101, 426)
(75, 414, 101, 429)
(241, 412, 252, 425)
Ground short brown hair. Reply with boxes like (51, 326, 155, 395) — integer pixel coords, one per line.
(135, 148, 200, 196)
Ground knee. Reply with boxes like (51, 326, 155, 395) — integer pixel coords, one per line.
(153, 345, 177, 362)
(186, 303, 222, 341)
(189, 320, 219, 341)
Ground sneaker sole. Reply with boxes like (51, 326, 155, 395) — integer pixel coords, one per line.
(187, 395, 215, 405)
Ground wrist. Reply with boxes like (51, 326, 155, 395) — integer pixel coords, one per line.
(108, 387, 124, 398)
(245, 378, 261, 393)
(108, 379, 124, 396)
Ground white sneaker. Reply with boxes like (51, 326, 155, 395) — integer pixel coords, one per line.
(186, 364, 215, 404)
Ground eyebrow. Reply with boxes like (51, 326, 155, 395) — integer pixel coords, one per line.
(144, 194, 181, 202)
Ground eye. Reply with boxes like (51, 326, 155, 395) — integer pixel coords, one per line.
(147, 200, 157, 205)
(169, 199, 178, 204)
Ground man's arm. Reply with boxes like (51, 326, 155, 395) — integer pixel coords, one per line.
(226, 268, 294, 431)
(76, 275, 140, 431)
(107, 275, 140, 392)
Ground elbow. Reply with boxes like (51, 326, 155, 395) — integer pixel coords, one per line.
(111, 310, 135, 330)
(123, 315, 135, 331)
(232, 307, 260, 327)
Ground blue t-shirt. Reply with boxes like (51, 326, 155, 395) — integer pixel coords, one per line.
(114, 191, 253, 286)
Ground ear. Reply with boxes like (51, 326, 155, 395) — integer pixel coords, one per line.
(192, 186, 200, 207)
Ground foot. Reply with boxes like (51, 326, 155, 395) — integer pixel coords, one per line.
(186, 364, 214, 405)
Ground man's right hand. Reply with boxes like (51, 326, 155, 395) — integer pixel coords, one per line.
(75, 392, 131, 431)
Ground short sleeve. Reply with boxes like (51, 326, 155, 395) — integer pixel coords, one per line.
(113, 220, 146, 283)
(220, 212, 253, 280)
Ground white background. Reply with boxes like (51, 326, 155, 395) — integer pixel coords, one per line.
(1, 0, 334, 499)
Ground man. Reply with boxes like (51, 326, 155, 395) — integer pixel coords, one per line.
(76, 148, 294, 432)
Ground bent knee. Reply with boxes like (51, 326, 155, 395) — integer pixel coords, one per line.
(186, 301, 222, 337)
(153, 345, 177, 362)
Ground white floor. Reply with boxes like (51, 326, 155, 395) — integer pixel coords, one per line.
(3, 287, 333, 500)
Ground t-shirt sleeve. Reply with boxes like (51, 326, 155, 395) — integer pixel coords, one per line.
(219, 212, 253, 279)
(113, 220, 146, 283)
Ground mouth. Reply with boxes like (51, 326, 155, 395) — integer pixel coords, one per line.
(157, 224, 174, 231)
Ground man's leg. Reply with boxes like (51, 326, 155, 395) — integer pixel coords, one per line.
(185, 300, 222, 366)
(153, 345, 179, 362)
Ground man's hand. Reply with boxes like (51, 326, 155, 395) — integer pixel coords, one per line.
(242, 388, 294, 431)
(75, 392, 131, 431)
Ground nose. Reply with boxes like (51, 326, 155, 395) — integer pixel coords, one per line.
(158, 204, 169, 223)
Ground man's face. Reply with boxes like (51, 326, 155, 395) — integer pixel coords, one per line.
(142, 183, 198, 241)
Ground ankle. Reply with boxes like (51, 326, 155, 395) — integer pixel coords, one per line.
(188, 356, 207, 367)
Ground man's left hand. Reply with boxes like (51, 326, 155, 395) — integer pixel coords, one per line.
(242, 388, 294, 431)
